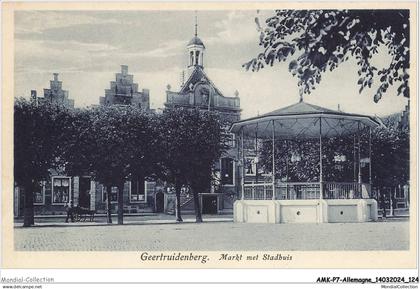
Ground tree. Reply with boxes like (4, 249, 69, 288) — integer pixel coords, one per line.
(59, 108, 95, 179)
(245, 10, 410, 102)
(371, 116, 409, 188)
(159, 108, 228, 223)
(126, 111, 159, 216)
(14, 98, 69, 227)
(88, 105, 153, 224)
(157, 108, 192, 222)
(259, 137, 354, 183)
(182, 109, 228, 222)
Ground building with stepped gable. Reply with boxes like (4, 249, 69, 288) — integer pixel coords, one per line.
(99, 65, 150, 109)
(31, 73, 74, 108)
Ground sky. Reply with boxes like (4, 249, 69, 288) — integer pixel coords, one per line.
(14, 10, 409, 118)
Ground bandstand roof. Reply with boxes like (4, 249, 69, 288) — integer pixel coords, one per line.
(230, 101, 383, 139)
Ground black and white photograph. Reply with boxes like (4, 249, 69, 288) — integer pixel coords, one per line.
(2, 1, 417, 279)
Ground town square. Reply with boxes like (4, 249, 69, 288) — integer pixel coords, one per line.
(12, 9, 411, 252)
(14, 215, 408, 251)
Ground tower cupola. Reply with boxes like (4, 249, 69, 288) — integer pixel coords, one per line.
(187, 13, 205, 70)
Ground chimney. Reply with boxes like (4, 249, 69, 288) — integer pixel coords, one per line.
(53, 73, 59, 81)
(30, 90, 37, 103)
(121, 65, 128, 75)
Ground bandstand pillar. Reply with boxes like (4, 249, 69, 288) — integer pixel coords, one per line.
(241, 128, 245, 200)
(272, 120, 276, 200)
(353, 134, 357, 182)
(319, 117, 323, 199)
(369, 126, 372, 186)
(357, 122, 362, 186)
(255, 123, 259, 184)
(285, 139, 289, 199)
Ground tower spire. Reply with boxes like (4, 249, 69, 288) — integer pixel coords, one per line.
(194, 10, 198, 37)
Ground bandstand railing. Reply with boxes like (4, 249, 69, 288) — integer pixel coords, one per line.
(324, 182, 362, 199)
(276, 182, 321, 200)
(243, 183, 273, 200)
(242, 182, 371, 200)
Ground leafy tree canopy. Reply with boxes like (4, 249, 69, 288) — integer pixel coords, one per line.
(59, 108, 95, 177)
(159, 107, 229, 190)
(14, 98, 72, 226)
(14, 98, 69, 186)
(88, 105, 154, 186)
(245, 10, 410, 102)
(157, 107, 229, 222)
(371, 116, 409, 187)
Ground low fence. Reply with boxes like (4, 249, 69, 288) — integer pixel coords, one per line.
(242, 182, 370, 200)
(323, 182, 363, 199)
(243, 183, 273, 200)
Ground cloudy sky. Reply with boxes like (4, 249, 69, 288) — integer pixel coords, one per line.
(15, 10, 408, 118)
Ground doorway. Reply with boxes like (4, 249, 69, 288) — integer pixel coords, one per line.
(155, 191, 164, 213)
(202, 195, 218, 214)
(79, 177, 91, 209)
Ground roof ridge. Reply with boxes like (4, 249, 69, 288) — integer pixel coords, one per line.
(179, 66, 200, 93)
(261, 101, 340, 117)
(179, 67, 224, 96)
(302, 102, 338, 113)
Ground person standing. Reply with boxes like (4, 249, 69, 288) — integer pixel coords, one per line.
(65, 200, 74, 223)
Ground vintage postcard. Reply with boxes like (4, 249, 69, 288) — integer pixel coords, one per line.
(1, 1, 417, 275)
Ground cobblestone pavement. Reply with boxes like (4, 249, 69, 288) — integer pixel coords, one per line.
(14, 216, 409, 251)
(13, 213, 232, 225)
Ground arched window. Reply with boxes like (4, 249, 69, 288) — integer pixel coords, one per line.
(190, 51, 194, 66)
(195, 51, 200, 65)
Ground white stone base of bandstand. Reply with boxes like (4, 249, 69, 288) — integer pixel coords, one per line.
(233, 199, 378, 224)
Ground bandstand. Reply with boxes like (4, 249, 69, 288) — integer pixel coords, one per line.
(230, 101, 382, 223)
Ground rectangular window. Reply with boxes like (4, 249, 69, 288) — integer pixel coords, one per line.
(245, 157, 257, 176)
(52, 177, 71, 204)
(221, 158, 234, 185)
(102, 186, 119, 203)
(129, 180, 146, 203)
(34, 181, 46, 205)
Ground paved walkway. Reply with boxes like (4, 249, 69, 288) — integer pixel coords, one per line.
(14, 214, 233, 227)
(14, 216, 409, 251)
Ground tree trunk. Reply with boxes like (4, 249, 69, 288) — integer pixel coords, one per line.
(106, 185, 112, 224)
(192, 188, 202, 223)
(23, 181, 35, 227)
(117, 182, 124, 225)
(175, 183, 183, 222)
